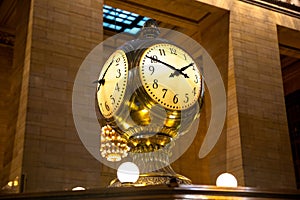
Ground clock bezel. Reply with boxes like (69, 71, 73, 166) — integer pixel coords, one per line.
(137, 42, 204, 111)
(96, 49, 129, 119)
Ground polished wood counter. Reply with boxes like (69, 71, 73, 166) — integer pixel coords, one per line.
(1, 185, 300, 199)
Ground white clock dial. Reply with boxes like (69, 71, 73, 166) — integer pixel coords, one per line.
(139, 43, 203, 110)
(97, 50, 128, 118)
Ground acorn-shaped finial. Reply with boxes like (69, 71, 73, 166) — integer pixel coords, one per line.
(139, 19, 160, 39)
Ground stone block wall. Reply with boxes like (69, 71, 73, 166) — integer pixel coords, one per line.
(0, 0, 106, 192)
(21, 0, 104, 192)
(200, 0, 299, 188)
(229, 0, 296, 188)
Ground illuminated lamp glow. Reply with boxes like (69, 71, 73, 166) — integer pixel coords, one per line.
(117, 162, 140, 183)
(216, 173, 238, 187)
(72, 186, 86, 191)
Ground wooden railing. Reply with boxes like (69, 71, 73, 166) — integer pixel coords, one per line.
(1, 185, 300, 200)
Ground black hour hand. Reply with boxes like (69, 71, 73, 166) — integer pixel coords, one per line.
(93, 79, 105, 85)
(169, 63, 194, 78)
(93, 79, 105, 91)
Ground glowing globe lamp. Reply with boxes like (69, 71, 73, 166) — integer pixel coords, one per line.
(216, 173, 238, 187)
(117, 162, 140, 183)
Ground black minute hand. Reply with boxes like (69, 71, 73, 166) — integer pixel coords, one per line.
(93, 58, 114, 91)
(146, 55, 189, 78)
(95, 57, 115, 90)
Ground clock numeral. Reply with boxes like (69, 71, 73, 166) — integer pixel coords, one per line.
(100, 102, 110, 112)
(115, 57, 120, 66)
(184, 93, 189, 103)
(170, 48, 177, 55)
(159, 49, 166, 56)
(105, 101, 110, 111)
(149, 66, 155, 75)
(110, 95, 115, 105)
(173, 94, 179, 104)
(116, 69, 121, 78)
(150, 55, 158, 63)
(192, 87, 196, 96)
(115, 83, 120, 92)
(153, 79, 158, 89)
(194, 75, 199, 83)
(183, 54, 187, 60)
(162, 88, 168, 98)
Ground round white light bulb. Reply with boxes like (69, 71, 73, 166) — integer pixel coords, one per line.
(216, 173, 238, 187)
(117, 162, 140, 183)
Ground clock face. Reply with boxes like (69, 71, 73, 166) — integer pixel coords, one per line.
(139, 43, 203, 110)
(97, 50, 128, 118)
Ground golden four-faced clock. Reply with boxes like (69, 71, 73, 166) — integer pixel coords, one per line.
(97, 49, 128, 118)
(139, 43, 203, 110)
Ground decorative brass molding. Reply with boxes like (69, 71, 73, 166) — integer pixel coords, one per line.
(0, 31, 15, 46)
(239, 0, 300, 18)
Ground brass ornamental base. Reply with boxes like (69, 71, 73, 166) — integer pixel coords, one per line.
(109, 172, 191, 187)
(109, 140, 192, 187)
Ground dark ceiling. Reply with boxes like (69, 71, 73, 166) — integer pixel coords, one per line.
(0, 0, 16, 35)
(104, 0, 228, 37)
(0, 0, 16, 46)
(278, 26, 300, 70)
